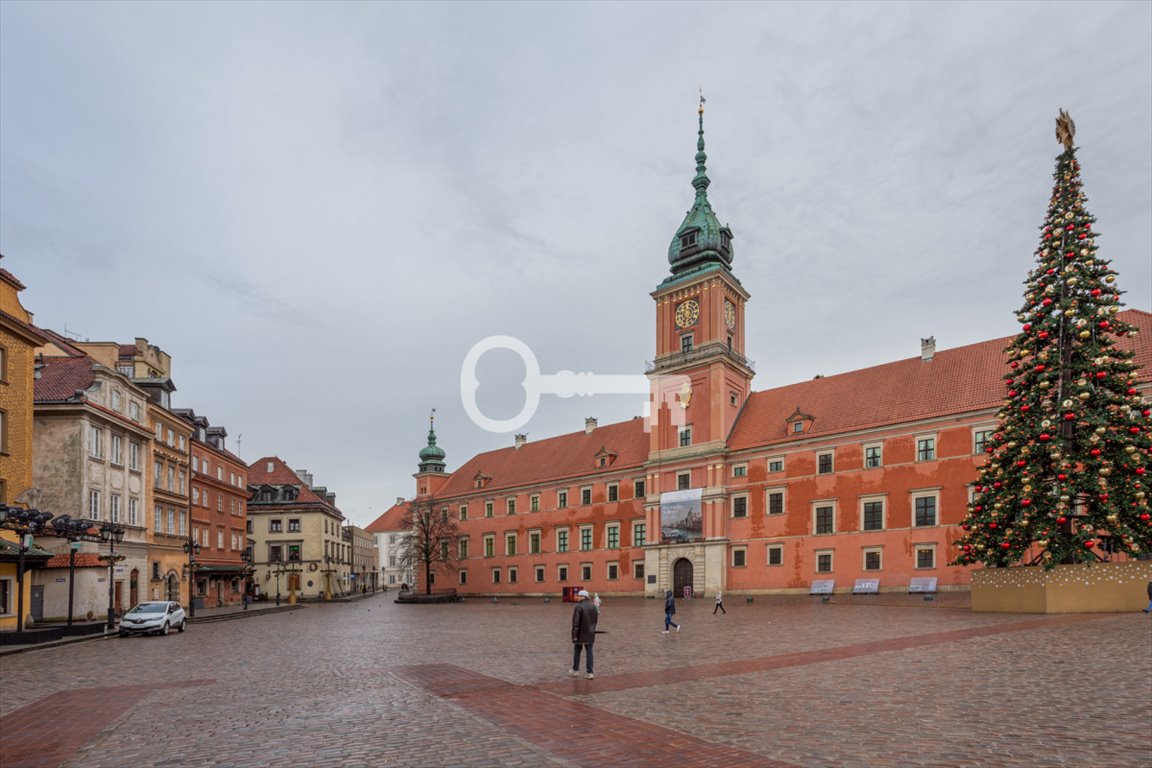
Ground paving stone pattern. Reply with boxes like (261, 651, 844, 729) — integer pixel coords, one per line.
(0, 594, 1149, 767)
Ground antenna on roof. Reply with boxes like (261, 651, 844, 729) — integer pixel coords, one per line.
(61, 324, 82, 340)
(237, 433, 242, 457)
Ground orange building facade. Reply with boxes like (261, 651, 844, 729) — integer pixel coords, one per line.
(371, 111, 1151, 600)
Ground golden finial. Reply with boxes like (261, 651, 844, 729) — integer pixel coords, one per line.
(429, 407, 436, 427)
(699, 87, 706, 115)
(1055, 109, 1076, 151)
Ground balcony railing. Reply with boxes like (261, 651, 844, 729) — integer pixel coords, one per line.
(646, 341, 755, 374)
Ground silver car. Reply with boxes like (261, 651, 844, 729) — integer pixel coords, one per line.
(118, 601, 187, 637)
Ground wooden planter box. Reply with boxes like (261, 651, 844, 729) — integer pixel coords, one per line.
(972, 561, 1152, 614)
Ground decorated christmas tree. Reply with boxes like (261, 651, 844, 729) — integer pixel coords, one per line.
(953, 110, 1151, 569)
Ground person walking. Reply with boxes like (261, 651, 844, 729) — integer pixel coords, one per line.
(242, 591, 250, 611)
(663, 589, 681, 633)
(570, 589, 598, 679)
(1144, 580, 1152, 613)
(713, 590, 726, 615)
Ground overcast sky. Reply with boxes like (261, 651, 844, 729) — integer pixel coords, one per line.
(2, 1, 1149, 528)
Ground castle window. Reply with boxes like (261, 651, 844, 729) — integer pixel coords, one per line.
(680, 334, 694, 353)
(680, 231, 698, 248)
(679, 426, 692, 447)
(721, 231, 731, 248)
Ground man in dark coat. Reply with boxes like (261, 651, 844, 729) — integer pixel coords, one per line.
(570, 589, 598, 679)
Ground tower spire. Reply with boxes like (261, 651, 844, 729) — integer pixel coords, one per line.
(665, 93, 734, 279)
(418, 408, 446, 474)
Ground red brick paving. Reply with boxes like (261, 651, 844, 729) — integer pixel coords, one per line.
(394, 663, 803, 768)
(0, 680, 213, 768)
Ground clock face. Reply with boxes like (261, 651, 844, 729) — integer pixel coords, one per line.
(724, 300, 736, 330)
(675, 300, 700, 328)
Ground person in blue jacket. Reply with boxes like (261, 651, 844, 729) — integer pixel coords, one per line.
(663, 589, 681, 634)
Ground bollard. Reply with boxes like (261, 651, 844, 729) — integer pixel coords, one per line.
(745, 596, 753, 603)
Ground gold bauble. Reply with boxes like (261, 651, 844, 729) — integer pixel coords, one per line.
(1106, 275, 1116, 283)
(1067, 277, 1078, 286)
(1037, 539, 1049, 547)
(1079, 330, 1091, 339)
(1106, 514, 1118, 523)
(1059, 495, 1070, 502)
(1079, 391, 1091, 399)
(1099, 467, 1112, 476)
(1125, 445, 1137, 453)
(1095, 426, 1107, 435)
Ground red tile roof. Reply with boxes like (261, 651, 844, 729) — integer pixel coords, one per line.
(365, 502, 409, 533)
(118, 344, 135, 358)
(247, 456, 339, 509)
(436, 418, 650, 498)
(0, 267, 27, 291)
(0, 308, 50, 345)
(728, 308, 1151, 451)
(34, 356, 96, 402)
(44, 553, 107, 568)
(37, 327, 88, 357)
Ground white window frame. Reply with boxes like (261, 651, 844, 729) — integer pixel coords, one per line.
(732, 463, 748, 478)
(732, 546, 747, 568)
(815, 549, 834, 574)
(504, 531, 517, 556)
(972, 425, 996, 455)
(129, 441, 140, 471)
(766, 487, 785, 516)
(816, 450, 834, 475)
(812, 500, 837, 535)
(579, 525, 594, 551)
(109, 493, 121, 523)
(607, 483, 619, 503)
(860, 494, 886, 532)
(557, 564, 569, 582)
(632, 520, 646, 548)
(912, 489, 941, 528)
(556, 528, 569, 553)
(731, 493, 749, 518)
(606, 561, 619, 580)
(89, 490, 102, 520)
(89, 426, 103, 458)
(677, 472, 691, 490)
(110, 434, 123, 466)
(528, 529, 542, 555)
(767, 543, 784, 567)
(530, 494, 540, 512)
(862, 546, 883, 572)
(914, 543, 937, 570)
(863, 442, 883, 469)
(506, 497, 517, 515)
(916, 433, 937, 462)
(128, 498, 139, 527)
(483, 534, 495, 558)
(767, 456, 784, 473)
(605, 523, 620, 549)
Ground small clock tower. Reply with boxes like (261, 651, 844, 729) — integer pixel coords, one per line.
(649, 101, 754, 458)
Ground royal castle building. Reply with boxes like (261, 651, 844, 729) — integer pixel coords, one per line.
(370, 108, 1151, 599)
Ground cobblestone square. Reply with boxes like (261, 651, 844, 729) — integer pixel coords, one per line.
(2, 595, 1150, 768)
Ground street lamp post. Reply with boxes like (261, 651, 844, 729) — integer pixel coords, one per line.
(99, 522, 126, 631)
(182, 538, 201, 618)
(0, 505, 55, 634)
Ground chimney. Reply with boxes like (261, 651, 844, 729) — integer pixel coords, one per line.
(920, 336, 936, 362)
(396, 497, 405, 505)
(585, 417, 598, 434)
(514, 433, 527, 449)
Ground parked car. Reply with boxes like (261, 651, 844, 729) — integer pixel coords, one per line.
(118, 601, 187, 637)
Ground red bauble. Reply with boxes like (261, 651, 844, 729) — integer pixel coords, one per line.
(1023, 323, 1032, 332)
(1042, 298, 1054, 307)
(1064, 413, 1076, 421)
(1084, 540, 1095, 549)
(1039, 434, 1051, 442)
(993, 482, 1002, 489)
(1127, 388, 1138, 396)
(1016, 460, 1027, 467)
(1021, 499, 1032, 506)
(1000, 542, 1012, 549)
(1065, 224, 1074, 231)
(988, 522, 999, 529)
(1038, 331, 1049, 339)
(1057, 473, 1067, 481)
(1010, 361, 1019, 369)
(1091, 289, 1101, 297)
(1137, 468, 1147, 475)
(1021, 404, 1031, 412)
(962, 524, 971, 531)
(1095, 372, 1106, 379)
(1065, 251, 1076, 259)
(1008, 390, 1018, 397)
(1057, 516, 1067, 524)
(1090, 448, 1102, 457)
(1141, 514, 1151, 522)
(1035, 364, 1046, 372)
(1099, 494, 1109, 502)
(1100, 321, 1111, 330)
(963, 545, 972, 552)
(1131, 427, 1142, 434)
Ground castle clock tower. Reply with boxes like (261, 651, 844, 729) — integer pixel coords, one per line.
(649, 102, 754, 458)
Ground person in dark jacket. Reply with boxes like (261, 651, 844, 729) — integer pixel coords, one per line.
(570, 589, 598, 679)
(663, 589, 681, 634)
(1144, 580, 1152, 613)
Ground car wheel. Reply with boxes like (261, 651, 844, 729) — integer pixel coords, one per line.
(177, 620, 187, 633)
(160, 622, 169, 636)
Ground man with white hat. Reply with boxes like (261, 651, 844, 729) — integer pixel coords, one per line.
(570, 589, 599, 679)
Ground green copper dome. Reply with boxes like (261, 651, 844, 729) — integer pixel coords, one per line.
(418, 413, 446, 473)
(667, 104, 734, 277)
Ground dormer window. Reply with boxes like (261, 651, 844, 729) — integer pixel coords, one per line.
(792, 422, 804, 434)
(720, 231, 731, 249)
(680, 230, 698, 248)
(786, 408, 815, 436)
(473, 472, 491, 489)
(594, 447, 618, 468)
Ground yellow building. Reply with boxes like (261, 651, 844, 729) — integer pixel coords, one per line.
(0, 260, 52, 631)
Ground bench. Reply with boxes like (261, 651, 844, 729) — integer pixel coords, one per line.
(909, 577, 938, 600)
(852, 578, 880, 595)
(810, 580, 835, 601)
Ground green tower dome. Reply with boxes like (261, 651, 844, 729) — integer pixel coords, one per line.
(418, 411, 446, 473)
(667, 101, 734, 278)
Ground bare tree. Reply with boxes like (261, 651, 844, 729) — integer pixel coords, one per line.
(397, 498, 460, 595)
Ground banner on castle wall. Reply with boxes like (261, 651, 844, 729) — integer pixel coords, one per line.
(660, 489, 703, 543)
